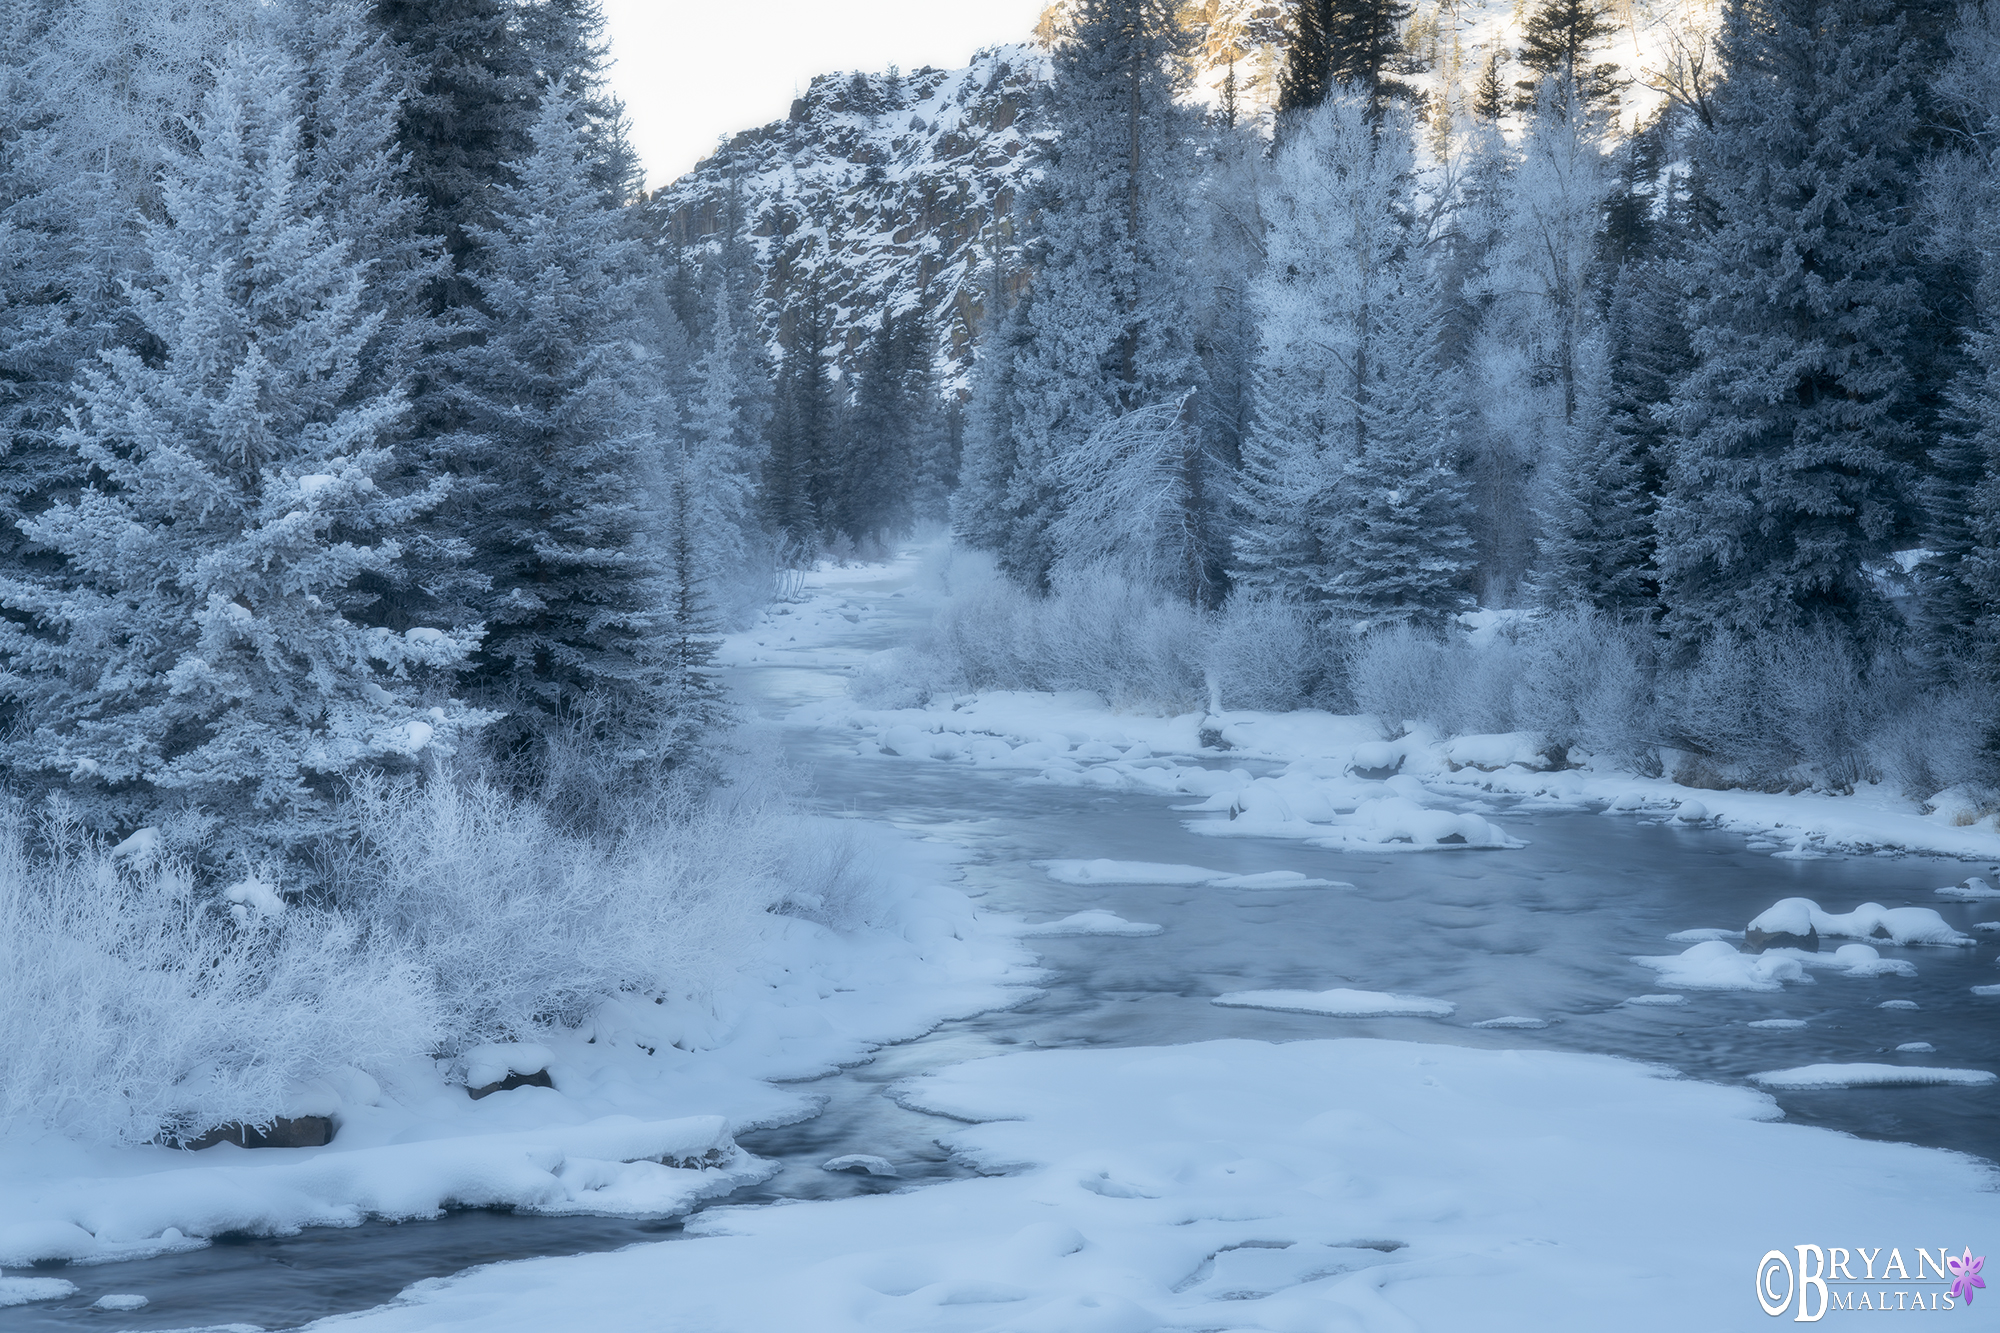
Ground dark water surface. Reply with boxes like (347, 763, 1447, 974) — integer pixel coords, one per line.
(8, 568, 1995, 1330)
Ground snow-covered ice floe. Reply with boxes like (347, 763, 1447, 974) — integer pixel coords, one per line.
(1937, 876, 2000, 900)
(1746, 1019, 1809, 1030)
(1749, 1064, 1997, 1090)
(1749, 897, 1973, 946)
(1471, 1015, 1550, 1029)
(0, 1275, 77, 1308)
(1633, 940, 1920, 991)
(1212, 988, 1455, 1018)
(301, 1039, 2000, 1333)
(821, 1155, 897, 1177)
(1010, 910, 1163, 937)
(1624, 994, 1689, 1006)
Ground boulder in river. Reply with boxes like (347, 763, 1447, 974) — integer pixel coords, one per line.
(163, 1115, 335, 1150)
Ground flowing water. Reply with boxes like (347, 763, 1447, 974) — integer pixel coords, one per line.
(8, 565, 1995, 1330)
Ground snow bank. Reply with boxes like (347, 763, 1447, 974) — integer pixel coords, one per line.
(1011, 911, 1163, 937)
(0, 1117, 762, 1268)
(1750, 1065, 1997, 1090)
(1212, 988, 1455, 1018)
(304, 1038, 2000, 1333)
(821, 675, 2000, 859)
(1748, 897, 1973, 946)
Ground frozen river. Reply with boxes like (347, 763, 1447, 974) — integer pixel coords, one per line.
(8, 562, 1995, 1330)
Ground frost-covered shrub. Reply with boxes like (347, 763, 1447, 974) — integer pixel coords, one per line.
(1871, 679, 1995, 800)
(870, 551, 1209, 712)
(1348, 624, 1479, 732)
(330, 773, 783, 1049)
(1513, 610, 1660, 766)
(1207, 595, 1343, 711)
(0, 805, 437, 1146)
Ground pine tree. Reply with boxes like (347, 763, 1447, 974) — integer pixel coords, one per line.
(1659, 0, 1929, 644)
(1238, 96, 1469, 619)
(451, 84, 672, 752)
(1514, 0, 1627, 117)
(1279, 0, 1413, 115)
(370, 0, 535, 307)
(680, 281, 765, 610)
(969, 0, 1201, 589)
(1916, 0, 2000, 683)
(1320, 292, 1477, 629)
(0, 42, 485, 841)
(763, 266, 836, 551)
(1472, 51, 1507, 120)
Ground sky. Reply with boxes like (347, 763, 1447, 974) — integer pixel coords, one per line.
(600, 0, 1051, 191)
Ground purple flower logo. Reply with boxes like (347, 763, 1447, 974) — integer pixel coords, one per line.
(1949, 1249, 1985, 1305)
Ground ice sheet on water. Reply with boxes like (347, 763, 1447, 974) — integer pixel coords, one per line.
(0, 1276, 77, 1308)
(1011, 910, 1163, 937)
(1897, 1043, 1936, 1053)
(1667, 928, 1744, 942)
(1750, 1064, 1996, 1090)
(1879, 1000, 1921, 1010)
(1472, 1016, 1550, 1029)
(1039, 859, 1221, 886)
(1746, 1019, 1808, 1030)
(92, 1295, 149, 1311)
(1624, 994, 1689, 1006)
(311, 1036, 2000, 1333)
(1212, 988, 1454, 1018)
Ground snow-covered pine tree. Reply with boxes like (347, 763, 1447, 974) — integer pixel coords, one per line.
(0, 0, 250, 570)
(1319, 288, 1477, 630)
(451, 83, 673, 756)
(0, 42, 485, 842)
(680, 280, 764, 612)
(1916, 0, 2000, 682)
(834, 308, 921, 545)
(1658, 0, 1928, 644)
(1532, 263, 1675, 613)
(969, 0, 1202, 590)
(1235, 92, 1416, 605)
(516, 0, 641, 201)
(370, 0, 535, 310)
(763, 265, 837, 552)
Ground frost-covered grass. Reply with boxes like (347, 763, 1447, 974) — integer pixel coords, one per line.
(0, 745, 938, 1152)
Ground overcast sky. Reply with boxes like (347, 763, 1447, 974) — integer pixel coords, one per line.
(601, 0, 1050, 190)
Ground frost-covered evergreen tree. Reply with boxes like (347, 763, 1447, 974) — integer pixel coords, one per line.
(0, 43, 485, 839)
(680, 281, 764, 610)
(1236, 93, 1417, 605)
(1917, 0, 2000, 681)
(969, 0, 1201, 589)
(1659, 0, 1928, 643)
(763, 267, 837, 551)
(451, 84, 673, 754)
(1278, 0, 1411, 115)
(1533, 264, 1674, 613)
(1320, 293, 1477, 630)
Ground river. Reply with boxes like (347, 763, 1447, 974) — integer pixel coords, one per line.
(6, 560, 1993, 1330)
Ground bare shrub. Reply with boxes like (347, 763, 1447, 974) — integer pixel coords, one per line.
(1514, 609, 1660, 766)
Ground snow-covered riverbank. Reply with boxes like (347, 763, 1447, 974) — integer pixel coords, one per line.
(309, 1037, 1998, 1333)
(0, 821, 1037, 1278)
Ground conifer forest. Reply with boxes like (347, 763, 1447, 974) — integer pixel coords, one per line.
(2, 0, 1999, 1327)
